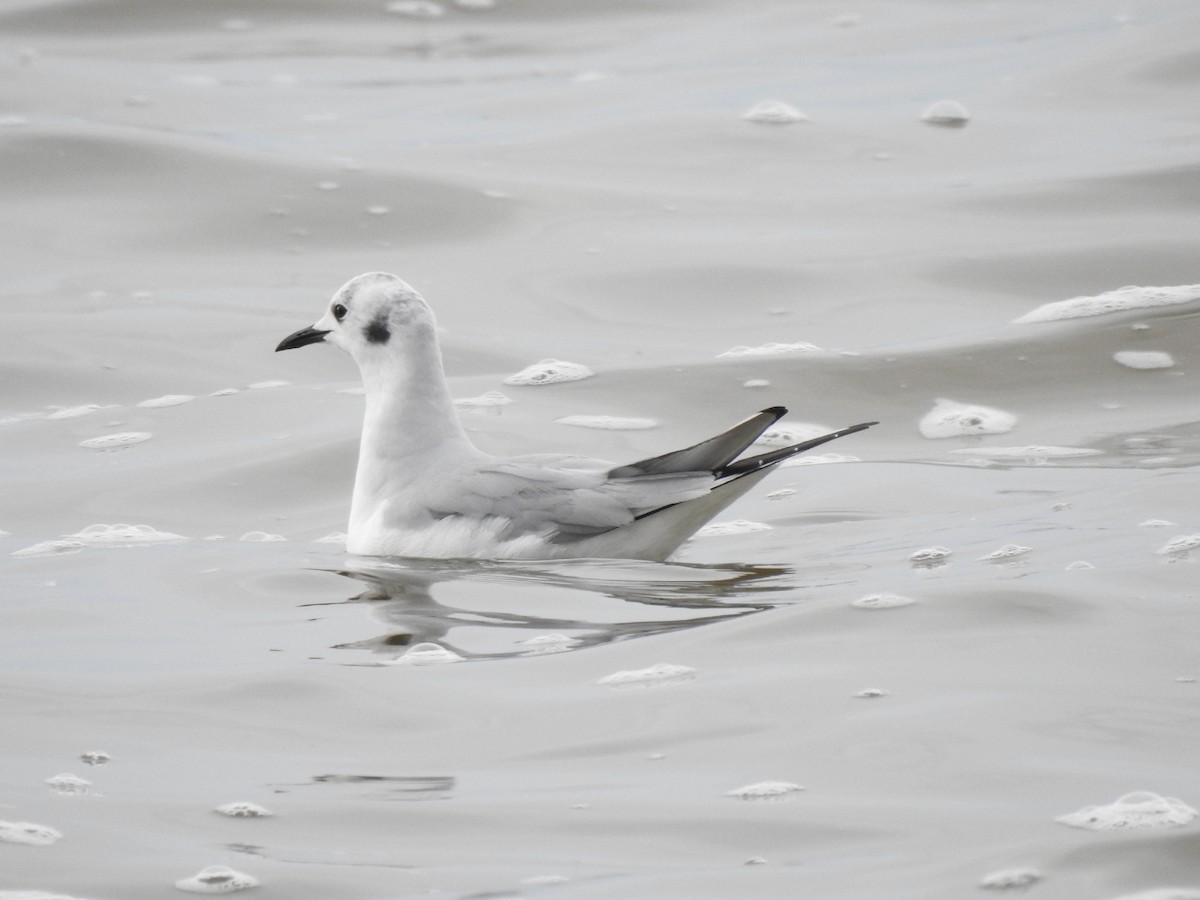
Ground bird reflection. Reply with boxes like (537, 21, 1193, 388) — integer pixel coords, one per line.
(302, 557, 805, 664)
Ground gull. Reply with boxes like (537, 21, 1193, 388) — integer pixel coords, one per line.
(276, 272, 875, 561)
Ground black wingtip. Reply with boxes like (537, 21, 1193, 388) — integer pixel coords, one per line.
(761, 405, 788, 418)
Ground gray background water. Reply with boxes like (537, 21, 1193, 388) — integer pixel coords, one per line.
(2, 1, 1199, 897)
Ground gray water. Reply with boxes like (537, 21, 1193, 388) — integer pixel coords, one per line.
(3, 1, 1199, 897)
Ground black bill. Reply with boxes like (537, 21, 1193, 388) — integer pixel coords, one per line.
(275, 326, 330, 352)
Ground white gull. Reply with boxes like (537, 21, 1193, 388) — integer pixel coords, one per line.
(276, 272, 875, 561)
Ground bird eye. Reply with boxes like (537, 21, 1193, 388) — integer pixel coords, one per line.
(333, 303, 348, 321)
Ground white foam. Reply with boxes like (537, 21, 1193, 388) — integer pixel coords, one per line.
(718, 341, 821, 357)
(137, 394, 194, 408)
(742, 100, 809, 124)
(385, 0, 446, 15)
(727, 781, 804, 800)
(11, 539, 85, 558)
(1065, 560, 1095, 570)
(1156, 534, 1200, 555)
(1015, 284, 1200, 324)
(781, 452, 860, 467)
(555, 415, 658, 430)
(453, 391, 513, 408)
(210, 388, 239, 397)
(1139, 519, 1175, 528)
(248, 380, 289, 390)
(46, 404, 115, 420)
(312, 532, 347, 545)
(919, 398, 1016, 439)
(388, 642, 463, 666)
(756, 423, 831, 446)
(1109, 890, 1200, 900)
(921, 99, 969, 125)
(852, 592, 916, 610)
(175, 866, 260, 894)
(1056, 791, 1197, 830)
(743, 379, 771, 388)
(693, 519, 772, 538)
(979, 868, 1042, 890)
(855, 688, 889, 698)
(44, 773, 91, 795)
(947, 445, 1101, 459)
(766, 489, 795, 501)
(1114, 351, 1175, 370)
(79, 431, 153, 450)
(598, 662, 696, 689)
(239, 531, 286, 542)
(80, 751, 110, 766)
(504, 359, 594, 386)
(0, 892, 89, 900)
(69, 523, 187, 544)
(0, 821, 62, 846)
(215, 802, 272, 818)
(910, 546, 952, 563)
(520, 633, 579, 653)
(978, 544, 1033, 561)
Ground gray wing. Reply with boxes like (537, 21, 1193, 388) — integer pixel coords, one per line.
(424, 456, 711, 540)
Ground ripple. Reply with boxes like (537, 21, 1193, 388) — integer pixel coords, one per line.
(742, 100, 809, 124)
(555, 415, 658, 430)
(136, 394, 194, 408)
(693, 519, 772, 538)
(0, 820, 62, 846)
(387, 642, 464, 666)
(979, 868, 1042, 890)
(852, 592, 916, 610)
(718, 341, 821, 357)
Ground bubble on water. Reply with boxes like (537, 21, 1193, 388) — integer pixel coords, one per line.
(766, 488, 795, 501)
(0, 820, 62, 846)
(175, 865, 260, 894)
(742, 100, 809, 124)
(11, 539, 85, 558)
(919, 398, 1016, 439)
(693, 519, 772, 538)
(556, 415, 658, 430)
(454, 391, 512, 408)
(852, 592, 916, 610)
(312, 532, 347, 545)
(79, 431, 152, 450)
(743, 379, 771, 388)
(910, 546, 951, 563)
(947, 445, 1101, 459)
(1109, 890, 1200, 900)
(136, 394, 194, 408)
(718, 341, 821, 357)
(978, 544, 1032, 561)
(1056, 791, 1197, 830)
(385, 0, 445, 16)
(979, 868, 1042, 890)
(215, 802, 272, 818)
(504, 359, 594, 386)
(69, 524, 187, 545)
(1139, 519, 1175, 528)
(80, 751, 110, 766)
(1156, 534, 1200, 555)
(727, 781, 804, 800)
(47, 404, 115, 420)
(855, 688, 889, 699)
(1066, 560, 1095, 570)
(598, 662, 696, 689)
(248, 380, 289, 390)
(1014, 284, 1200, 324)
(239, 531, 286, 542)
(387, 642, 464, 666)
(44, 773, 91, 795)
(757, 423, 831, 446)
(1114, 350, 1175, 370)
(921, 100, 969, 126)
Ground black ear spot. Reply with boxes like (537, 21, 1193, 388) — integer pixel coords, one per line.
(364, 315, 391, 345)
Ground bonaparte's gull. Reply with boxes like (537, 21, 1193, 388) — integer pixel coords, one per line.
(277, 272, 875, 560)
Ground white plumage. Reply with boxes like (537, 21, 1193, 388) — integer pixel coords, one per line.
(276, 272, 874, 561)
